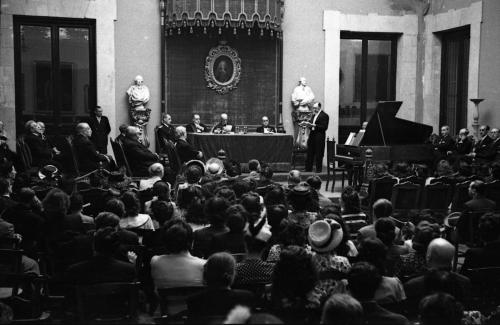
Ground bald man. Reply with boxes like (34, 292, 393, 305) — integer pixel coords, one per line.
(121, 126, 160, 176)
(73, 123, 110, 173)
(403, 238, 471, 310)
(212, 113, 233, 134)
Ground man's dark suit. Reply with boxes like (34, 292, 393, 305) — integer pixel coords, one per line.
(185, 123, 208, 133)
(175, 139, 200, 164)
(493, 138, 500, 161)
(212, 122, 233, 133)
(24, 133, 53, 167)
(474, 136, 495, 164)
(457, 197, 496, 243)
(2, 203, 44, 257)
(85, 115, 111, 154)
(360, 301, 409, 325)
(157, 123, 176, 146)
(255, 125, 276, 133)
(434, 135, 455, 162)
(73, 134, 109, 173)
(456, 137, 473, 156)
(65, 255, 136, 285)
(306, 110, 329, 172)
(0, 196, 17, 215)
(121, 137, 159, 177)
(461, 240, 500, 272)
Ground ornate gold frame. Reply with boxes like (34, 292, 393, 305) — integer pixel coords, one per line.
(205, 44, 241, 94)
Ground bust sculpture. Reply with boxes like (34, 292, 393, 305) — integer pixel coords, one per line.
(126, 75, 151, 147)
(291, 77, 315, 113)
(291, 77, 315, 150)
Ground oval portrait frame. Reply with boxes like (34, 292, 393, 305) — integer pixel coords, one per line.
(205, 45, 241, 94)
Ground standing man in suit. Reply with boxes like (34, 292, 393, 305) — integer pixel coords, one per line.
(490, 128, 500, 161)
(256, 116, 276, 133)
(121, 126, 160, 177)
(73, 123, 111, 173)
(86, 106, 111, 154)
(469, 125, 495, 164)
(185, 114, 208, 133)
(304, 102, 329, 173)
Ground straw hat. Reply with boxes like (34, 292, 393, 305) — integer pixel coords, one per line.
(308, 219, 343, 253)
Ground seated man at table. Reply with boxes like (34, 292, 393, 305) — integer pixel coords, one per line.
(121, 126, 160, 176)
(175, 126, 203, 163)
(256, 116, 276, 134)
(186, 114, 208, 133)
(73, 122, 112, 173)
(212, 113, 233, 134)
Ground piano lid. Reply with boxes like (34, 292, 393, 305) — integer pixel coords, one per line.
(359, 101, 433, 146)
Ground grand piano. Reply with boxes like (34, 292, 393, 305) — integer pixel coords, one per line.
(336, 101, 434, 168)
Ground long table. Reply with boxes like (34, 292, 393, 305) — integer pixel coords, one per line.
(187, 133, 293, 172)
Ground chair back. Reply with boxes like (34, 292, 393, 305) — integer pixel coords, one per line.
(66, 135, 81, 176)
(110, 138, 132, 177)
(430, 176, 456, 202)
(466, 267, 500, 314)
(399, 175, 424, 186)
(485, 180, 500, 208)
(75, 282, 139, 324)
(157, 286, 205, 317)
(0, 248, 23, 274)
(456, 209, 492, 246)
(391, 181, 421, 211)
(16, 136, 33, 172)
(450, 181, 471, 212)
(369, 176, 397, 205)
(420, 182, 451, 211)
(326, 138, 335, 167)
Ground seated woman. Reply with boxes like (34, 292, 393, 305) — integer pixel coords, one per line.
(151, 220, 205, 289)
(119, 191, 155, 231)
(187, 252, 254, 320)
(339, 186, 367, 239)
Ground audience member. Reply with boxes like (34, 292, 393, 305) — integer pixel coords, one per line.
(119, 191, 155, 230)
(121, 126, 159, 177)
(419, 293, 463, 325)
(151, 219, 205, 288)
(461, 213, 500, 272)
(288, 184, 317, 228)
(320, 294, 363, 325)
(266, 221, 310, 263)
(347, 262, 409, 325)
(68, 193, 94, 226)
(175, 126, 203, 163)
(357, 238, 406, 305)
(211, 204, 247, 255)
(65, 227, 136, 284)
(187, 252, 254, 319)
(307, 175, 333, 209)
(192, 196, 230, 258)
(240, 192, 271, 242)
(139, 162, 164, 190)
(340, 186, 367, 238)
(358, 199, 399, 242)
(375, 218, 409, 276)
(0, 177, 16, 214)
(233, 236, 274, 287)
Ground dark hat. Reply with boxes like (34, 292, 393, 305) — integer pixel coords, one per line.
(107, 171, 132, 191)
(291, 184, 311, 196)
(38, 165, 59, 180)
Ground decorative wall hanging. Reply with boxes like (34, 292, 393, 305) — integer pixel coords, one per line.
(205, 44, 241, 94)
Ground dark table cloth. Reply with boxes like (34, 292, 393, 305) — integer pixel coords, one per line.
(187, 133, 293, 171)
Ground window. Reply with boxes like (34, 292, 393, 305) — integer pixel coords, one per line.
(14, 16, 96, 136)
(439, 26, 470, 135)
(339, 32, 398, 143)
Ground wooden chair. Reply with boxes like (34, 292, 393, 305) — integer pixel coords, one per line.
(0, 274, 47, 321)
(399, 175, 425, 186)
(456, 209, 492, 247)
(430, 176, 456, 203)
(291, 147, 307, 170)
(110, 138, 132, 177)
(66, 135, 81, 176)
(74, 282, 140, 324)
(326, 138, 347, 192)
(420, 182, 451, 212)
(465, 267, 500, 314)
(484, 180, 500, 208)
(16, 136, 34, 173)
(156, 286, 205, 319)
(391, 181, 421, 212)
(362, 176, 397, 218)
(450, 181, 471, 212)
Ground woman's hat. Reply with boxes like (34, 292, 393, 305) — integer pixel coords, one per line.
(38, 165, 59, 180)
(182, 160, 206, 176)
(205, 158, 224, 175)
(308, 219, 343, 253)
(107, 171, 132, 191)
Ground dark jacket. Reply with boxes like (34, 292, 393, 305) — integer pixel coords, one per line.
(464, 197, 496, 211)
(85, 115, 111, 154)
(65, 255, 136, 285)
(175, 139, 200, 164)
(187, 288, 254, 318)
(210, 232, 247, 255)
(0, 196, 17, 215)
(2, 203, 44, 256)
(185, 123, 208, 133)
(360, 301, 410, 325)
(73, 134, 108, 173)
(121, 137, 159, 177)
(24, 133, 53, 167)
(435, 135, 456, 155)
(456, 137, 473, 156)
(255, 125, 276, 133)
(193, 225, 229, 258)
(156, 123, 176, 147)
(474, 136, 496, 163)
(461, 240, 500, 272)
(212, 122, 233, 133)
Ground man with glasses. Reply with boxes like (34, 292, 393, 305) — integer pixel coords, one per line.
(185, 114, 208, 133)
(433, 125, 455, 164)
(256, 116, 276, 134)
(468, 125, 495, 164)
